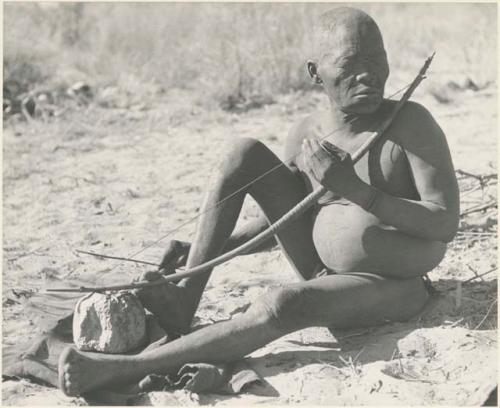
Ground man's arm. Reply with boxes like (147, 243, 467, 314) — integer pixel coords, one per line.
(346, 102, 460, 242)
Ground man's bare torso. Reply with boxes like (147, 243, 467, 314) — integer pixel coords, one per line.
(286, 100, 447, 275)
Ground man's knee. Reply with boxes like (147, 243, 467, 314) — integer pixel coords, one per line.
(220, 137, 266, 176)
(250, 285, 310, 333)
(395, 277, 430, 320)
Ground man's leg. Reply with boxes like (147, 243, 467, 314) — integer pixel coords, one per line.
(139, 137, 322, 332)
(59, 272, 428, 396)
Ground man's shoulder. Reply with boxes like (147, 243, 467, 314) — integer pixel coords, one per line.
(386, 99, 439, 130)
(384, 99, 443, 145)
(382, 99, 434, 122)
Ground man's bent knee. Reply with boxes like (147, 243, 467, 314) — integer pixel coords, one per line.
(396, 277, 430, 320)
(250, 286, 310, 334)
(220, 137, 267, 177)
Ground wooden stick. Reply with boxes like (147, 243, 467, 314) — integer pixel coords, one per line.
(456, 169, 497, 183)
(460, 201, 496, 217)
(463, 267, 497, 284)
(457, 231, 496, 236)
(46, 53, 435, 294)
(75, 249, 160, 267)
(474, 299, 497, 330)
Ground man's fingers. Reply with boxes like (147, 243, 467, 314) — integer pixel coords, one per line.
(302, 158, 316, 180)
(160, 251, 177, 268)
(309, 138, 331, 162)
(159, 240, 184, 269)
(303, 138, 322, 159)
(305, 138, 329, 168)
(301, 138, 310, 162)
(321, 140, 350, 162)
(321, 140, 341, 154)
(175, 253, 189, 268)
(309, 137, 323, 152)
(301, 139, 316, 178)
(302, 139, 317, 168)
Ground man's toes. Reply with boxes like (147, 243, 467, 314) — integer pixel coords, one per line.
(65, 371, 80, 387)
(65, 370, 82, 393)
(59, 347, 82, 396)
(64, 363, 78, 373)
(63, 347, 80, 364)
(66, 382, 79, 396)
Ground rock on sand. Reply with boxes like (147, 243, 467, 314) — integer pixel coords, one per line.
(73, 291, 146, 353)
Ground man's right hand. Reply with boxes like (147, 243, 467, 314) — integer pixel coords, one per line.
(159, 240, 191, 275)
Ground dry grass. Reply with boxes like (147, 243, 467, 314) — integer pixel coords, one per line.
(4, 3, 497, 108)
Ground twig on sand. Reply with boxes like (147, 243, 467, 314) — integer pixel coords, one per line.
(400, 378, 442, 384)
(460, 201, 497, 217)
(463, 265, 497, 283)
(452, 232, 495, 247)
(75, 249, 160, 267)
(457, 231, 496, 236)
(339, 347, 365, 377)
(337, 329, 373, 341)
(317, 363, 343, 373)
(474, 299, 498, 330)
(455, 281, 462, 310)
(466, 264, 484, 282)
(446, 317, 464, 328)
(452, 236, 491, 245)
(456, 169, 497, 183)
(464, 265, 497, 283)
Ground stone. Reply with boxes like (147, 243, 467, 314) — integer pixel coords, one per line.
(73, 291, 146, 353)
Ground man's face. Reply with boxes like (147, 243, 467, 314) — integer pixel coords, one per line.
(315, 21, 389, 114)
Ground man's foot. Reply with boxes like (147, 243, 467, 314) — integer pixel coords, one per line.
(58, 347, 127, 396)
(133, 272, 195, 335)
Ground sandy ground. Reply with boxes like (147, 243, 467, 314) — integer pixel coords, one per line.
(2, 82, 497, 405)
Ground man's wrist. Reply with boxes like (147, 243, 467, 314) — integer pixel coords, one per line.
(345, 179, 380, 212)
(360, 187, 380, 212)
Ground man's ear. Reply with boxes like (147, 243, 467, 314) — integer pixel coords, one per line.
(307, 60, 322, 84)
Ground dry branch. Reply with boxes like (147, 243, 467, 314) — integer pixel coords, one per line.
(456, 169, 497, 183)
(460, 201, 497, 217)
(463, 267, 497, 284)
(474, 299, 498, 330)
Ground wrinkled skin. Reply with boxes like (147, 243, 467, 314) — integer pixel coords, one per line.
(307, 7, 389, 114)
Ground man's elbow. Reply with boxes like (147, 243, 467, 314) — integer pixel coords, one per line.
(436, 213, 459, 243)
(438, 229, 457, 244)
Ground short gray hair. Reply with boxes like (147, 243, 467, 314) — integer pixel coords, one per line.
(311, 7, 383, 60)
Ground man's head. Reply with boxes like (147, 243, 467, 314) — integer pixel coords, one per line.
(308, 7, 389, 114)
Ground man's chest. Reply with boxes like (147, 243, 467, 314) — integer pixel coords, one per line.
(295, 128, 417, 198)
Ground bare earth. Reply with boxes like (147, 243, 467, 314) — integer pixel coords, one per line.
(2, 83, 497, 405)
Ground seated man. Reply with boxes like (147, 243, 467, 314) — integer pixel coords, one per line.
(59, 7, 459, 396)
